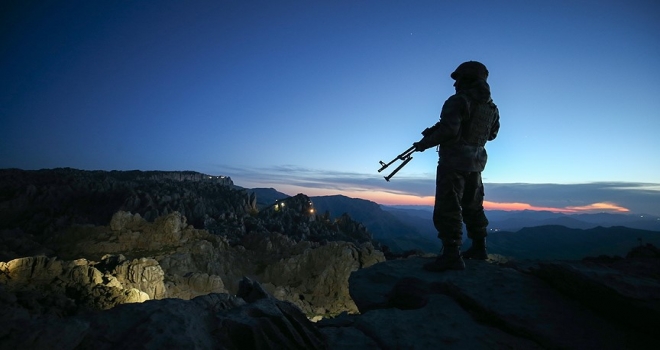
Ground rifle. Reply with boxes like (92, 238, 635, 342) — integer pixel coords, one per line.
(377, 145, 416, 182)
(377, 122, 440, 181)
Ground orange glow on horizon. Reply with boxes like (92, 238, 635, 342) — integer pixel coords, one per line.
(274, 185, 631, 214)
(483, 200, 576, 213)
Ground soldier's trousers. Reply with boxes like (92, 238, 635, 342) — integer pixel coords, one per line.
(432, 165, 489, 244)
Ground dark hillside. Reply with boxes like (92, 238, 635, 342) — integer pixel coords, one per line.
(311, 195, 440, 253)
(488, 225, 660, 260)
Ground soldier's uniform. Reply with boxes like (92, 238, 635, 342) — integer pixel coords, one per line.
(414, 61, 500, 271)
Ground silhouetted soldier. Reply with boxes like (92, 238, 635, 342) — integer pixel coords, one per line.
(414, 61, 500, 272)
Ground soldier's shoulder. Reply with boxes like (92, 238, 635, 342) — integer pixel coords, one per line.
(445, 93, 470, 106)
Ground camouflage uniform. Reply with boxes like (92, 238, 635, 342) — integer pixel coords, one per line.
(415, 61, 499, 270)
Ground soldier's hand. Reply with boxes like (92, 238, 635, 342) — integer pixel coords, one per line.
(414, 141, 429, 152)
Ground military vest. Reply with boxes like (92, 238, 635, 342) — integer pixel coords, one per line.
(461, 96, 497, 147)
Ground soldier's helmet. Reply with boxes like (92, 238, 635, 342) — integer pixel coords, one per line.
(451, 61, 489, 81)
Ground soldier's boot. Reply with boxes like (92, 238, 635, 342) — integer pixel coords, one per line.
(423, 240, 465, 272)
(463, 237, 488, 260)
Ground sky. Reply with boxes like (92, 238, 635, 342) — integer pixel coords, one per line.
(2, 0, 660, 216)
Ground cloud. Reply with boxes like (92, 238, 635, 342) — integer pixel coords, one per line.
(483, 201, 577, 213)
(210, 164, 660, 216)
(484, 201, 631, 214)
(565, 202, 630, 213)
(485, 182, 659, 215)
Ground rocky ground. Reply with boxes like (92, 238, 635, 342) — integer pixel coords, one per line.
(319, 246, 660, 349)
(2, 244, 658, 349)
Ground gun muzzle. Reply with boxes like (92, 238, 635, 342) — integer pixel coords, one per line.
(378, 145, 416, 181)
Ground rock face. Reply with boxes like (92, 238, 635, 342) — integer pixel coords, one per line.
(3, 210, 384, 319)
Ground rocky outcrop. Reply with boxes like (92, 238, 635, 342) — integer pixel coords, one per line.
(0, 277, 326, 350)
(0, 168, 253, 240)
(262, 240, 381, 317)
(316, 248, 659, 349)
(3, 245, 657, 349)
(254, 193, 379, 247)
(5, 210, 385, 320)
(0, 168, 387, 320)
(0, 255, 152, 314)
(0, 169, 380, 249)
(50, 211, 231, 260)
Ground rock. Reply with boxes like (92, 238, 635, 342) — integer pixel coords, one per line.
(109, 211, 145, 231)
(0, 168, 248, 242)
(261, 240, 385, 317)
(166, 272, 227, 299)
(6, 210, 383, 319)
(317, 256, 657, 349)
(213, 277, 328, 350)
(0, 228, 53, 261)
(530, 256, 660, 337)
(0, 255, 64, 286)
(97, 254, 166, 299)
(0, 254, 164, 313)
(0, 279, 326, 350)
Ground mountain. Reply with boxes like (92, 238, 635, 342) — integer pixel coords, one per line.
(378, 206, 660, 259)
(378, 206, 437, 241)
(309, 195, 441, 253)
(486, 210, 660, 232)
(487, 225, 660, 260)
(244, 189, 441, 253)
(383, 206, 660, 232)
(246, 187, 290, 209)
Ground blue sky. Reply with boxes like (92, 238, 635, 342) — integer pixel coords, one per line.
(2, 1, 659, 215)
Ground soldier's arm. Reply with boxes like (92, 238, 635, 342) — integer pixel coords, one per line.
(416, 95, 466, 150)
(488, 105, 500, 141)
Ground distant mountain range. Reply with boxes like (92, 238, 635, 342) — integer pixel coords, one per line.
(309, 195, 441, 253)
(247, 189, 441, 253)
(248, 189, 660, 259)
(486, 225, 660, 260)
(384, 205, 660, 232)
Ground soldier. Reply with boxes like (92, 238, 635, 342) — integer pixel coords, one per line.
(414, 61, 500, 272)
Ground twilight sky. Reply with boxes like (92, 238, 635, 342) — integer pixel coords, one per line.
(2, 1, 659, 215)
